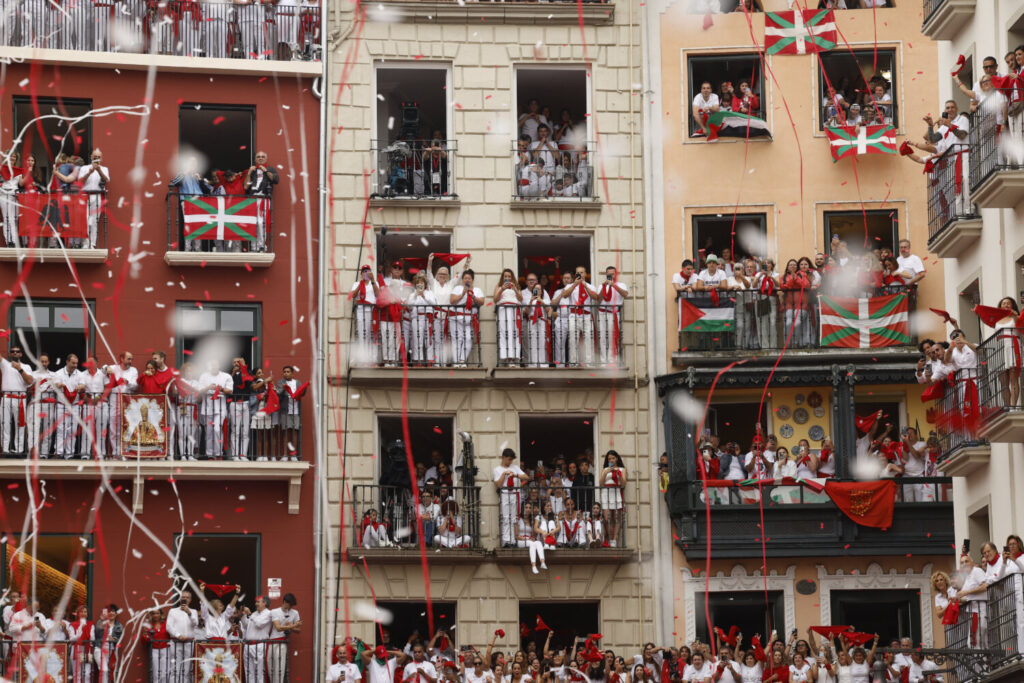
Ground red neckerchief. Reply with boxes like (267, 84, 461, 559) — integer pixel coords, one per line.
(283, 381, 309, 400)
(354, 272, 375, 302)
(601, 283, 614, 302)
(447, 519, 456, 532)
(505, 471, 516, 488)
(563, 518, 579, 540)
(577, 284, 589, 307)
(609, 468, 622, 486)
(988, 556, 1000, 567)
(820, 448, 832, 462)
(62, 385, 81, 403)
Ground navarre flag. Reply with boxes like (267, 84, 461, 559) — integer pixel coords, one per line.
(764, 9, 837, 55)
(825, 125, 897, 161)
(18, 192, 90, 240)
(678, 295, 733, 333)
(182, 195, 262, 241)
(706, 111, 772, 141)
(824, 479, 897, 529)
(819, 293, 910, 348)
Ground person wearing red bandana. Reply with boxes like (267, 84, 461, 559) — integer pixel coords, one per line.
(954, 552, 991, 648)
(586, 502, 606, 548)
(550, 272, 577, 367)
(434, 500, 471, 548)
(494, 448, 530, 547)
(28, 352, 54, 458)
(51, 353, 87, 458)
(142, 609, 170, 682)
(275, 365, 306, 461)
(557, 506, 586, 547)
(597, 267, 628, 366)
(361, 508, 390, 548)
(268, 593, 301, 682)
(449, 269, 485, 366)
(0, 151, 22, 246)
(102, 352, 137, 459)
(198, 359, 233, 460)
(815, 438, 835, 478)
(565, 266, 599, 367)
(329, 643, 364, 683)
(79, 356, 108, 459)
(403, 644, 438, 683)
(898, 427, 932, 502)
(599, 450, 626, 547)
(991, 297, 1023, 409)
(521, 273, 552, 368)
(1, 344, 34, 456)
(351, 265, 381, 365)
(1002, 534, 1024, 575)
(199, 582, 241, 639)
(494, 269, 524, 366)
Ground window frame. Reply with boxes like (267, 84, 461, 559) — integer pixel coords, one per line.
(694, 590, 785, 646)
(517, 413, 599, 472)
(172, 532, 262, 601)
(816, 47, 900, 131)
(823, 209, 898, 256)
(515, 232, 595, 283)
(375, 413, 458, 480)
(829, 588, 922, 646)
(372, 62, 454, 150)
(9, 298, 96, 368)
(685, 51, 768, 140)
(177, 102, 256, 176)
(518, 600, 600, 652)
(691, 212, 767, 265)
(513, 63, 593, 142)
(174, 301, 262, 368)
(12, 95, 94, 174)
(1, 532, 94, 615)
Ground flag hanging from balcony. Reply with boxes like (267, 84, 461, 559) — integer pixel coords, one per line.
(17, 192, 90, 240)
(678, 295, 733, 333)
(705, 111, 772, 141)
(824, 480, 896, 528)
(819, 293, 910, 348)
(182, 195, 262, 241)
(825, 125, 897, 161)
(764, 9, 837, 55)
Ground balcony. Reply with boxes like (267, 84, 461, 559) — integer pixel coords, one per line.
(673, 285, 918, 363)
(974, 328, 1024, 444)
(0, 191, 108, 263)
(666, 477, 953, 559)
(926, 147, 981, 258)
(969, 109, 1024, 209)
(0, 0, 320, 62)
(165, 192, 275, 267)
(366, 0, 613, 25)
(921, 0, 975, 40)
(494, 302, 625, 373)
(926, 367, 991, 476)
(370, 139, 458, 205)
(511, 141, 600, 207)
(145, 638, 292, 681)
(937, 574, 1024, 682)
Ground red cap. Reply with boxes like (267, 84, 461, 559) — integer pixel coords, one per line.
(375, 645, 388, 658)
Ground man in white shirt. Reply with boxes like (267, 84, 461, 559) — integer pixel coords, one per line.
(521, 272, 552, 367)
(672, 260, 698, 295)
(29, 353, 54, 458)
(362, 644, 404, 683)
(1, 345, 34, 456)
(2, 589, 22, 632)
(691, 81, 720, 137)
(695, 255, 728, 291)
(518, 99, 549, 142)
(51, 353, 86, 459)
(9, 599, 43, 642)
(403, 644, 438, 683)
(79, 356, 108, 459)
(528, 125, 559, 177)
(268, 594, 301, 683)
(76, 148, 110, 248)
(564, 266, 599, 367)
(954, 553, 991, 648)
(906, 651, 941, 683)
(198, 359, 234, 459)
(351, 265, 381, 364)
(493, 448, 529, 547)
(900, 428, 932, 502)
(328, 643, 364, 683)
(242, 597, 274, 681)
(167, 590, 199, 682)
(550, 272, 577, 368)
(448, 269, 485, 367)
(596, 266, 628, 366)
(103, 352, 137, 458)
(895, 239, 926, 286)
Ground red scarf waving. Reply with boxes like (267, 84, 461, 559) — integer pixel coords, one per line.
(283, 381, 309, 401)
(563, 518, 580, 542)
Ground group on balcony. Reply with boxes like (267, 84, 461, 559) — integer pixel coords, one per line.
(0, 148, 107, 249)
(0, 344, 307, 462)
(674, 239, 924, 350)
(350, 256, 627, 369)
(0, 0, 321, 60)
(515, 98, 592, 198)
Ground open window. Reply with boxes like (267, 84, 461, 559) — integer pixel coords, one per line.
(692, 213, 766, 270)
(377, 415, 455, 488)
(518, 414, 596, 475)
(174, 534, 260, 605)
(515, 67, 589, 145)
(853, 398, 902, 435)
(687, 53, 766, 138)
(10, 299, 94, 370)
(178, 104, 255, 178)
(830, 590, 921, 645)
(704, 402, 766, 453)
(2, 534, 92, 617)
(375, 601, 457, 649)
(13, 97, 93, 180)
(952, 55, 975, 114)
(175, 302, 261, 369)
(818, 49, 898, 129)
(694, 591, 785, 646)
(516, 233, 592, 295)
(519, 601, 599, 652)
(376, 230, 452, 280)
(957, 278, 981, 345)
(824, 210, 898, 255)
(967, 505, 990, 560)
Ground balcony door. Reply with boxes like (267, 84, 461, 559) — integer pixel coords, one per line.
(830, 589, 921, 645)
(13, 96, 93, 181)
(178, 104, 255, 178)
(694, 590, 785, 646)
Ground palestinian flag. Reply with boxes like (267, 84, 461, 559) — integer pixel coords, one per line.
(182, 195, 262, 241)
(706, 111, 772, 141)
(765, 10, 837, 55)
(825, 125, 897, 161)
(679, 295, 733, 333)
(819, 293, 910, 348)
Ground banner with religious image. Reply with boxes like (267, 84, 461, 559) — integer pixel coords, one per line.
(120, 394, 169, 458)
(18, 642, 68, 682)
(195, 641, 244, 682)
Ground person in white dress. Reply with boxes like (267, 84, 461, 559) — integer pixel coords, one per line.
(494, 269, 523, 365)
(449, 270, 484, 366)
(992, 297, 1021, 408)
(361, 508, 390, 548)
(943, 329, 979, 435)
(534, 501, 558, 550)
(350, 266, 381, 365)
(517, 502, 547, 574)
(931, 570, 956, 620)
(788, 653, 814, 682)
(599, 451, 626, 547)
(407, 273, 438, 365)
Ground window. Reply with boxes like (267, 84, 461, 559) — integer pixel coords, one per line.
(957, 279, 981, 345)
(10, 299, 94, 369)
(13, 97, 93, 180)
(704, 402, 766, 453)
(692, 214, 766, 267)
(687, 53, 766, 138)
(2, 534, 92, 617)
(967, 505, 990, 559)
(518, 414, 596, 473)
(519, 601, 599, 652)
(377, 415, 455, 487)
(173, 534, 260, 604)
(824, 210, 898, 256)
(853, 398, 901, 432)
(175, 302, 261, 368)
(377, 230, 452, 279)
(375, 601, 457, 649)
(818, 49, 898, 129)
(515, 67, 589, 145)
(952, 56, 974, 114)
(516, 233, 592, 293)
(685, 0, 761, 11)
(830, 590, 920, 645)
(178, 104, 255, 180)
(694, 591, 784, 645)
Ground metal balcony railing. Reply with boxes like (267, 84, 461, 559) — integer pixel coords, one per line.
(922, 0, 946, 24)
(0, 638, 117, 681)
(166, 192, 273, 254)
(351, 484, 481, 549)
(145, 637, 290, 682)
(0, 391, 303, 462)
(350, 302, 482, 368)
(0, 190, 107, 249)
(511, 141, 597, 201)
(969, 108, 1024, 193)
(494, 302, 624, 368)
(0, 0, 320, 61)
(371, 139, 457, 199)
(673, 476, 952, 507)
(927, 145, 978, 242)
(498, 485, 626, 549)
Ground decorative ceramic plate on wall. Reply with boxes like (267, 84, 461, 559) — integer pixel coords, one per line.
(793, 408, 810, 425)
(776, 405, 791, 420)
(779, 424, 795, 439)
(813, 406, 826, 418)
(808, 425, 826, 441)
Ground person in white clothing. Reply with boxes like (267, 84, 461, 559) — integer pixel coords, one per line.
(557, 508, 587, 547)
(79, 357, 108, 459)
(494, 448, 530, 547)
(28, 353, 55, 458)
(681, 651, 713, 682)
(167, 591, 199, 680)
(76, 149, 109, 248)
(403, 644, 438, 683)
(954, 553, 991, 648)
(407, 274, 438, 365)
(449, 270, 484, 366)
(565, 266, 599, 367)
(1, 345, 35, 456)
(199, 582, 241, 639)
(461, 650, 495, 683)
(899, 427, 932, 502)
(434, 500, 471, 548)
(9, 599, 43, 642)
(587, 502, 606, 548)
(103, 352, 138, 459)
(494, 269, 523, 365)
(895, 240, 926, 286)
(268, 593, 301, 683)
(517, 502, 547, 574)
(67, 604, 95, 682)
(51, 354, 86, 459)
(350, 265, 381, 365)
(518, 99, 549, 143)
(596, 267, 628, 366)
(905, 652, 940, 683)
(242, 596, 274, 682)
(695, 255, 729, 291)
(691, 81, 721, 137)
(41, 605, 69, 642)
(521, 273, 552, 367)
(361, 508, 390, 548)
(425, 255, 463, 365)
(550, 272, 577, 367)
(329, 645, 364, 683)
(197, 359, 234, 459)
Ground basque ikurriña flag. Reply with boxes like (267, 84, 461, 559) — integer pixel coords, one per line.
(819, 293, 910, 348)
(764, 10, 837, 55)
(182, 195, 262, 241)
(825, 125, 897, 161)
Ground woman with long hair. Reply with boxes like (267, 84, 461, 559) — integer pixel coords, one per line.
(993, 296, 1022, 408)
(599, 451, 626, 547)
(517, 502, 547, 574)
(494, 268, 523, 365)
(931, 570, 956, 619)
(781, 258, 813, 347)
(535, 500, 558, 550)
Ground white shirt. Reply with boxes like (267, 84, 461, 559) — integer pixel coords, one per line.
(739, 663, 762, 683)
(201, 603, 235, 639)
(567, 282, 598, 313)
(368, 657, 400, 683)
(493, 464, 526, 491)
(418, 502, 440, 522)
(692, 93, 720, 114)
(77, 164, 110, 192)
(902, 441, 927, 476)
(672, 271, 698, 289)
(10, 609, 40, 641)
(934, 585, 955, 611)
(596, 280, 627, 308)
(80, 369, 107, 395)
(242, 607, 273, 640)
(951, 345, 977, 371)
(105, 364, 138, 395)
(403, 660, 438, 683)
(31, 368, 53, 397)
(896, 254, 925, 280)
(713, 660, 741, 683)
(528, 139, 558, 171)
(466, 669, 495, 683)
(789, 663, 812, 682)
(198, 371, 233, 412)
(269, 606, 300, 639)
(681, 661, 713, 681)
(50, 367, 84, 395)
(166, 605, 198, 639)
(328, 662, 363, 683)
(451, 285, 483, 309)
(351, 279, 378, 304)
(425, 272, 456, 305)
(41, 617, 68, 641)
(1, 357, 32, 392)
(697, 269, 728, 287)
(744, 450, 775, 478)
(960, 565, 988, 601)
(519, 113, 550, 142)
(521, 288, 552, 307)
(906, 659, 940, 683)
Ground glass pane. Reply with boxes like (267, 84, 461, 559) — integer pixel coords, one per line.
(180, 309, 217, 334)
(53, 306, 87, 329)
(13, 305, 50, 328)
(219, 309, 255, 333)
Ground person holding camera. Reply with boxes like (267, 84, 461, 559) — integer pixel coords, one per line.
(449, 270, 485, 366)
(407, 272, 438, 365)
(494, 269, 524, 365)
(76, 148, 109, 248)
(421, 130, 449, 197)
(597, 266, 628, 366)
(521, 272, 552, 367)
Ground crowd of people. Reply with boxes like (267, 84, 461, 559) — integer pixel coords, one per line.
(350, 256, 628, 368)
(822, 72, 895, 129)
(331, 624, 942, 683)
(0, 346, 307, 461)
(673, 239, 925, 348)
(515, 99, 592, 198)
(0, 586, 301, 682)
(0, 0, 321, 60)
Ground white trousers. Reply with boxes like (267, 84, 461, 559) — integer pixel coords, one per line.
(169, 641, 193, 682)
(81, 401, 109, 458)
(496, 305, 521, 363)
(552, 317, 569, 366)
(409, 314, 434, 363)
(176, 405, 199, 458)
(524, 318, 548, 367)
(597, 310, 620, 365)
(245, 642, 267, 683)
(54, 403, 82, 457)
(267, 639, 289, 683)
(108, 396, 124, 457)
(229, 401, 250, 458)
(352, 304, 377, 365)
(1, 395, 27, 454)
(568, 313, 594, 366)
(149, 646, 170, 683)
(450, 319, 474, 364)
(517, 538, 546, 565)
(30, 399, 56, 456)
(435, 533, 471, 548)
(498, 491, 520, 546)
(380, 321, 402, 364)
(202, 402, 227, 457)
(0, 189, 19, 246)
(432, 314, 449, 366)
